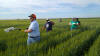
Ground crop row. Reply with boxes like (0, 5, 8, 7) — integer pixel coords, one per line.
(28, 29, 82, 56)
(45, 28, 100, 56)
(85, 35, 100, 56)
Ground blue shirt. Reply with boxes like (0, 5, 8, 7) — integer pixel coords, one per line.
(28, 20, 40, 37)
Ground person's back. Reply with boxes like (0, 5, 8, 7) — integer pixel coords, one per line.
(45, 21, 53, 32)
(42, 19, 54, 32)
(69, 18, 80, 30)
(70, 21, 78, 29)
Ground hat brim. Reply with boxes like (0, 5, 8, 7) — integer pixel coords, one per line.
(28, 16, 32, 17)
(46, 20, 49, 21)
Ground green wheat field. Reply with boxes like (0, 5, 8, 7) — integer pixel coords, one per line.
(0, 18, 100, 56)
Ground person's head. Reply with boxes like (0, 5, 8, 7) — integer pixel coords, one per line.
(28, 14, 36, 22)
(72, 18, 77, 21)
(46, 19, 50, 22)
(76, 18, 79, 21)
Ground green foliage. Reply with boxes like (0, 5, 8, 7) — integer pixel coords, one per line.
(85, 35, 100, 56)
(0, 18, 100, 56)
(47, 29, 100, 56)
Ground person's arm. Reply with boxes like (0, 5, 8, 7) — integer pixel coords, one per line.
(78, 21, 80, 25)
(24, 29, 32, 33)
(75, 21, 80, 25)
(42, 24, 46, 30)
(24, 22, 36, 33)
(69, 21, 72, 25)
(51, 21, 55, 25)
(42, 26, 45, 30)
(76, 23, 80, 25)
(69, 23, 71, 25)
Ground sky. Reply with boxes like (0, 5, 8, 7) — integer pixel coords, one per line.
(0, 0, 100, 19)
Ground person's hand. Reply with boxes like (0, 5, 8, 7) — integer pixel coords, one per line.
(41, 27, 45, 31)
(24, 29, 32, 33)
(69, 23, 72, 25)
(24, 30, 28, 32)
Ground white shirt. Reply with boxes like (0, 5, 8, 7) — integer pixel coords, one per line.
(28, 20, 40, 37)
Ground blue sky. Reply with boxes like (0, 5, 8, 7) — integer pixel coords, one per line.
(0, 0, 100, 19)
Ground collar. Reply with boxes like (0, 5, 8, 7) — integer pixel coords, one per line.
(48, 21, 50, 22)
(31, 20, 36, 22)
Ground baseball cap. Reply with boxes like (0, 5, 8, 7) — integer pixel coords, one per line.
(28, 14, 36, 18)
(46, 19, 50, 21)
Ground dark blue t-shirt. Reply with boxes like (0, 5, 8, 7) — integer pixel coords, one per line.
(45, 21, 53, 32)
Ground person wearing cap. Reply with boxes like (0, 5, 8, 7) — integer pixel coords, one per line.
(42, 19, 54, 32)
(24, 14, 40, 45)
(69, 18, 80, 30)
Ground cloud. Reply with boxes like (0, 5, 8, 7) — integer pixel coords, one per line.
(0, 0, 100, 8)
(0, 0, 100, 19)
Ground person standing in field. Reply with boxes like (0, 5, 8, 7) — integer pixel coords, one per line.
(24, 14, 40, 45)
(69, 18, 80, 30)
(42, 19, 54, 32)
